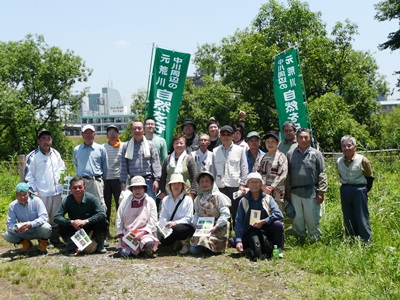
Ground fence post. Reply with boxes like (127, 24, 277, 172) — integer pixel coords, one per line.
(19, 155, 26, 182)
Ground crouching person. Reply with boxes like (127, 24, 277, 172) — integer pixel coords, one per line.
(234, 172, 284, 260)
(54, 176, 108, 254)
(115, 176, 159, 258)
(159, 173, 195, 254)
(4, 183, 52, 254)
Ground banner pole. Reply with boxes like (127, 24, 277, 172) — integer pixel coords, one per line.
(144, 41, 156, 118)
(294, 47, 315, 147)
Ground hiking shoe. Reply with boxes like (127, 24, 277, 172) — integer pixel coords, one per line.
(38, 239, 48, 254)
(278, 248, 283, 259)
(179, 244, 190, 254)
(60, 243, 76, 254)
(19, 239, 33, 253)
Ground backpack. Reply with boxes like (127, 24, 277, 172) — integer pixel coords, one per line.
(249, 228, 272, 261)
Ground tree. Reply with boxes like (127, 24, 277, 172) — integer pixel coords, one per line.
(191, 0, 388, 150)
(0, 34, 92, 159)
(375, 0, 400, 89)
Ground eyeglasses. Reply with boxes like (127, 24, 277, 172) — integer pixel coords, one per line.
(131, 186, 144, 190)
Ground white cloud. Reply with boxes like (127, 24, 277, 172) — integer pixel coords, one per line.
(115, 40, 129, 47)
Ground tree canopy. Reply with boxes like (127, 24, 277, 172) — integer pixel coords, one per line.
(375, 0, 400, 89)
(172, 0, 389, 151)
(0, 34, 92, 159)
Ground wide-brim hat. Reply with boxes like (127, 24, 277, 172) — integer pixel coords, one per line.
(166, 173, 187, 195)
(195, 171, 215, 184)
(245, 172, 265, 186)
(128, 176, 148, 192)
(181, 118, 196, 130)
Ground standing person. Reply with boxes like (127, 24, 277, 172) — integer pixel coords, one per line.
(232, 124, 249, 152)
(234, 173, 284, 259)
(103, 124, 123, 246)
(4, 183, 52, 254)
(245, 131, 265, 172)
(286, 128, 328, 241)
(159, 134, 197, 200)
(254, 131, 288, 211)
(144, 117, 168, 165)
(74, 124, 108, 211)
(54, 176, 108, 254)
(181, 118, 199, 152)
(25, 129, 65, 247)
(207, 118, 221, 151)
(212, 125, 248, 227)
(190, 171, 231, 255)
(159, 174, 195, 254)
(278, 121, 298, 155)
(192, 133, 213, 173)
(337, 135, 373, 243)
(115, 176, 159, 258)
(120, 120, 161, 201)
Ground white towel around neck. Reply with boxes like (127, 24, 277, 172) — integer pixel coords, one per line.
(125, 136, 151, 160)
(169, 151, 187, 174)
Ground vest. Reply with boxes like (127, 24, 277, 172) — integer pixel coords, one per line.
(213, 144, 243, 188)
(337, 153, 367, 185)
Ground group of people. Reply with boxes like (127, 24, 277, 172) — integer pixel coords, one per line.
(4, 115, 374, 259)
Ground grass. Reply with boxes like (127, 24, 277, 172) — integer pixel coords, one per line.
(0, 155, 399, 298)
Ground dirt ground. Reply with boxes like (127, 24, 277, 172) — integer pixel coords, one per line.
(0, 241, 301, 300)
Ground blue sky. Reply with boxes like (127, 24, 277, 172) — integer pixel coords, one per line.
(2, 0, 399, 106)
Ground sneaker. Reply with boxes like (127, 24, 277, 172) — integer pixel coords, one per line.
(38, 239, 48, 254)
(278, 248, 283, 259)
(60, 243, 76, 254)
(179, 244, 190, 254)
(96, 242, 107, 254)
(103, 239, 110, 248)
(143, 242, 155, 258)
(19, 239, 33, 253)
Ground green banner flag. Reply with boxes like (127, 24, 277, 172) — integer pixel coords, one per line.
(273, 48, 308, 134)
(147, 47, 191, 148)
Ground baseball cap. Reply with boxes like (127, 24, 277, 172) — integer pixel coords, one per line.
(82, 124, 95, 133)
(106, 124, 119, 133)
(246, 131, 260, 140)
(220, 125, 234, 134)
(37, 129, 52, 139)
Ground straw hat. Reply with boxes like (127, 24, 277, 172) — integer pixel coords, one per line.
(166, 173, 187, 195)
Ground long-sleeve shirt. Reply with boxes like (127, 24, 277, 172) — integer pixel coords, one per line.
(7, 196, 49, 232)
(159, 193, 193, 225)
(103, 142, 124, 180)
(119, 139, 161, 184)
(54, 192, 106, 226)
(74, 142, 108, 178)
(234, 192, 283, 243)
(212, 143, 249, 187)
(115, 192, 158, 236)
(25, 147, 66, 196)
(286, 146, 328, 197)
